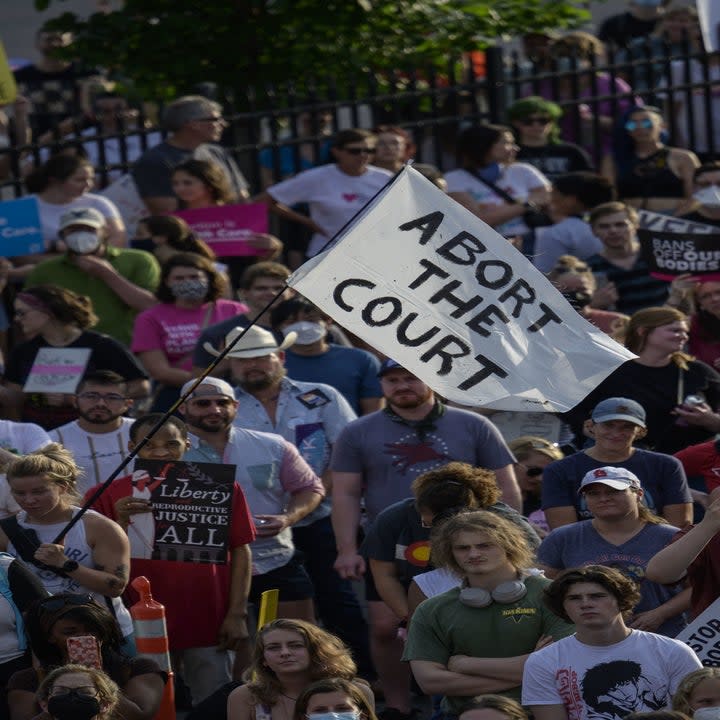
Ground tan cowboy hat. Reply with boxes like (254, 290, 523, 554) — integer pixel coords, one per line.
(202, 325, 297, 359)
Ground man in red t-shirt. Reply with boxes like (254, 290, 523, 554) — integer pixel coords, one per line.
(84, 413, 255, 707)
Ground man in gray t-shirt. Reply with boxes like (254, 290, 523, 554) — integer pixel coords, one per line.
(132, 94, 249, 214)
(330, 359, 518, 720)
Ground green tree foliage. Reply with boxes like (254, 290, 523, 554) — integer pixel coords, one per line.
(36, 0, 590, 102)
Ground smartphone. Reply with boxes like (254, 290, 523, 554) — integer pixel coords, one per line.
(66, 635, 102, 669)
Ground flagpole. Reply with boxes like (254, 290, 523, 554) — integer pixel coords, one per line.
(52, 163, 412, 544)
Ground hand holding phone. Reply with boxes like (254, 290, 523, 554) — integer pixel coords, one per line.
(66, 635, 102, 669)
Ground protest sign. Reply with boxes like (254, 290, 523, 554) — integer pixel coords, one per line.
(288, 166, 635, 412)
(133, 459, 235, 564)
(0, 196, 44, 257)
(23, 347, 91, 394)
(174, 204, 268, 256)
(638, 228, 720, 281)
(638, 209, 719, 235)
(101, 174, 148, 240)
(485, 411, 562, 444)
(676, 596, 720, 666)
(0, 42, 16, 105)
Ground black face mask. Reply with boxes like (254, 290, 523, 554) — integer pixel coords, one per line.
(48, 691, 101, 720)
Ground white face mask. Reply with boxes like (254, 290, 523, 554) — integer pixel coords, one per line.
(64, 230, 101, 254)
(283, 321, 326, 345)
(693, 185, 720, 208)
(694, 709, 720, 720)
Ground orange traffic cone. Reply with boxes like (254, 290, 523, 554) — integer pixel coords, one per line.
(130, 576, 175, 720)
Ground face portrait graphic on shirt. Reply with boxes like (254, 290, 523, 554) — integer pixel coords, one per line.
(581, 660, 667, 720)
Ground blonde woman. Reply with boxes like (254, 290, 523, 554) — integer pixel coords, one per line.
(0, 444, 132, 641)
(37, 663, 120, 720)
(565, 307, 720, 454)
(673, 668, 720, 716)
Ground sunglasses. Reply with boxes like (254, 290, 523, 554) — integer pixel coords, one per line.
(520, 117, 552, 126)
(342, 147, 375, 155)
(39, 594, 96, 615)
(525, 466, 545, 477)
(625, 118, 654, 131)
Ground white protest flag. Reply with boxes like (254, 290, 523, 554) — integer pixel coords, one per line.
(287, 166, 635, 412)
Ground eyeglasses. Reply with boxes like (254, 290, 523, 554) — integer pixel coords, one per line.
(49, 686, 100, 699)
(38, 594, 96, 616)
(342, 147, 375, 155)
(625, 118, 654, 131)
(196, 116, 226, 124)
(190, 398, 235, 408)
(77, 392, 126, 404)
(520, 117, 552, 126)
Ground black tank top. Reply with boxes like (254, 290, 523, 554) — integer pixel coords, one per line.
(617, 147, 684, 200)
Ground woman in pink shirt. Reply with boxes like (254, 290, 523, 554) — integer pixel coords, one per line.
(131, 251, 247, 410)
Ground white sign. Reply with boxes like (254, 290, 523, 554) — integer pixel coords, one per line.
(101, 174, 147, 239)
(288, 167, 635, 412)
(676, 596, 720, 666)
(485, 411, 562, 444)
(639, 209, 719, 235)
(23, 347, 92, 394)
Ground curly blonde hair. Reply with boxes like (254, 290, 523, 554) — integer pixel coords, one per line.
(243, 619, 357, 705)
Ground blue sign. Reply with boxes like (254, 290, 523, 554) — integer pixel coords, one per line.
(0, 196, 43, 257)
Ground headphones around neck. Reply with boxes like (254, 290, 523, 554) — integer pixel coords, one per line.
(458, 576, 528, 608)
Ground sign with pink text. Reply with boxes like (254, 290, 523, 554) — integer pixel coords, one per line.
(174, 204, 268, 256)
(23, 347, 92, 394)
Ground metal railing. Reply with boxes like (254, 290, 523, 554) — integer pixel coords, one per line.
(1, 41, 718, 199)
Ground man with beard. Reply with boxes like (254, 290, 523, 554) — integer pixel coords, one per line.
(180, 375, 325, 623)
(331, 359, 519, 720)
(50, 370, 134, 494)
(219, 324, 373, 678)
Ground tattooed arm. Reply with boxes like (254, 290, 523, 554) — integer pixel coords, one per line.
(34, 512, 131, 598)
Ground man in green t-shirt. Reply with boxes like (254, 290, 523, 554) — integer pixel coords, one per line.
(403, 510, 574, 715)
(25, 207, 160, 345)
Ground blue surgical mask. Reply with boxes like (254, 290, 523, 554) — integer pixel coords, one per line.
(477, 163, 501, 183)
(307, 713, 360, 720)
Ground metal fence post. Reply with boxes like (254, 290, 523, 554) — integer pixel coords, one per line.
(485, 45, 507, 124)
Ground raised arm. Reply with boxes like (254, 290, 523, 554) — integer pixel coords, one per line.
(646, 497, 720, 584)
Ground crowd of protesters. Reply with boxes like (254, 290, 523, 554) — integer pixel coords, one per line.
(0, 6, 718, 720)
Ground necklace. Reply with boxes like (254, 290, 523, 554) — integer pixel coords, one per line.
(280, 693, 298, 701)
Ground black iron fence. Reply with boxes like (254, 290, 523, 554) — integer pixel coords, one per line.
(1, 40, 718, 198)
